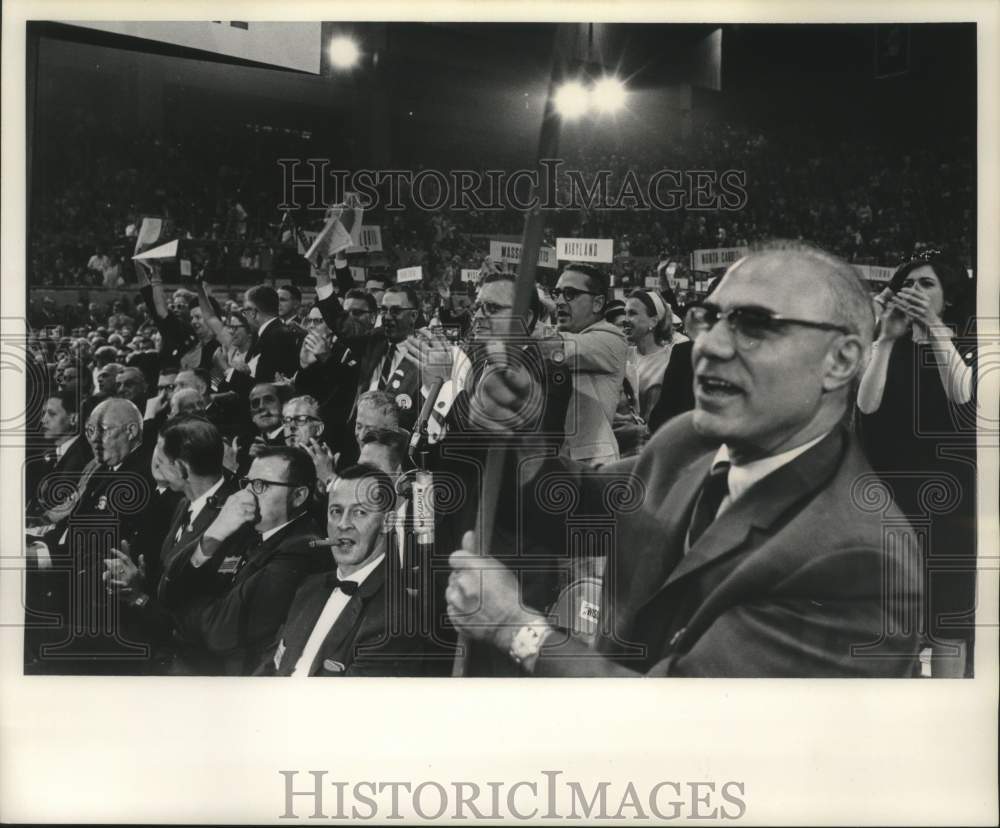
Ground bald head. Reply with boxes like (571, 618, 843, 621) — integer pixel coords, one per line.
(730, 241, 874, 344)
(87, 397, 143, 466)
(690, 241, 870, 463)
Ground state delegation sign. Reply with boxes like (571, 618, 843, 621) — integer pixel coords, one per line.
(556, 238, 614, 264)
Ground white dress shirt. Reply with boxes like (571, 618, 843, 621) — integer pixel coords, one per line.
(290, 552, 386, 676)
(175, 476, 226, 541)
(710, 432, 830, 519)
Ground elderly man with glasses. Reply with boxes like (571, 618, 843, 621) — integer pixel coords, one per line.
(26, 397, 157, 674)
(158, 446, 328, 675)
(447, 241, 923, 678)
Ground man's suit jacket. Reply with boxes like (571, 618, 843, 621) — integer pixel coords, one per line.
(518, 414, 922, 678)
(158, 513, 329, 675)
(250, 317, 301, 382)
(293, 340, 361, 455)
(259, 555, 452, 677)
(542, 319, 628, 467)
(156, 474, 242, 587)
(315, 283, 425, 431)
(26, 435, 94, 517)
(26, 442, 157, 674)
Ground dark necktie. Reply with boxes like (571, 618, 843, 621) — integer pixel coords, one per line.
(377, 343, 397, 390)
(687, 461, 731, 548)
(325, 572, 359, 595)
(175, 505, 192, 541)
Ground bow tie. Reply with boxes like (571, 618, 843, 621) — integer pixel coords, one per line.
(325, 573, 359, 595)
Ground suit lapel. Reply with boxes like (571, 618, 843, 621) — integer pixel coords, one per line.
(277, 578, 336, 675)
(309, 560, 387, 675)
(659, 428, 847, 592)
(624, 452, 712, 609)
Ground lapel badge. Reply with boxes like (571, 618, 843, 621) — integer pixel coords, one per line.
(218, 555, 242, 575)
(395, 393, 412, 410)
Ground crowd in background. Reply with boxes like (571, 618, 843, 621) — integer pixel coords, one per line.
(29, 118, 974, 289)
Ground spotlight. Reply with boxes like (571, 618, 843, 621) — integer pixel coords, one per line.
(554, 81, 590, 119)
(591, 77, 627, 113)
(329, 36, 360, 69)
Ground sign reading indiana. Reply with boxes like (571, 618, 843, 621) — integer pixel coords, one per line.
(489, 241, 558, 268)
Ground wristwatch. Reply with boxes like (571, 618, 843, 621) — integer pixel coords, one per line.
(508, 623, 551, 669)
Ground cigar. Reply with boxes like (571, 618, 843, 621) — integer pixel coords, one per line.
(308, 538, 338, 548)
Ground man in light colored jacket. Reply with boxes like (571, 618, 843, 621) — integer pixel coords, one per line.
(544, 262, 628, 467)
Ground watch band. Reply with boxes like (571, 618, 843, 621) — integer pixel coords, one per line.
(508, 623, 551, 667)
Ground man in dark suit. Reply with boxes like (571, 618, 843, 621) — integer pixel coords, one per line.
(158, 446, 329, 674)
(313, 266, 426, 432)
(446, 242, 923, 678)
(104, 415, 240, 671)
(259, 464, 450, 677)
(25, 397, 156, 674)
(227, 285, 301, 390)
(292, 303, 360, 455)
(26, 386, 93, 518)
(235, 382, 291, 476)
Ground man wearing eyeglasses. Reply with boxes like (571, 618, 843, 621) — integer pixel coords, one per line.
(542, 262, 628, 468)
(447, 242, 922, 678)
(158, 446, 328, 674)
(26, 397, 157, 674)
(293, 304, 361, 456)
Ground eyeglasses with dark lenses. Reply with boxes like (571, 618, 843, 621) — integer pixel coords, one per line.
(472, 301, 514, 317)
(282, 415, 321, 426)
(250, 394, 279, 409)
(684, 303, 852, 350)
(551, 286, 599, 302)
(379, 305, 415, 318)
(238, 477, 298, 495)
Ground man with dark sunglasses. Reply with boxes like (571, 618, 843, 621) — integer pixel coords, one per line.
(448, 241, 922, 678)
(541, 262, 628, 467)
(159, 446, 328, 674)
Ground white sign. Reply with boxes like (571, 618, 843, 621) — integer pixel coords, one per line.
(675, 277, 690, 290)
(68, 21, 322, 74)
(132, 239, 179, 260)
(556, 237, 614, 263)
(644, 276, 660, 288)
(396, 266, 423, 284)
(346, 225, 383, 253)
(853, 264, 895, 284)
(690, 246, 749, 271)
(489, 241, 557, 268)
(460, 269, 480, 283)
(350, 266, 366, 282)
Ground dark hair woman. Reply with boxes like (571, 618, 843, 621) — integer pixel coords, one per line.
(856, 250, 977, 676)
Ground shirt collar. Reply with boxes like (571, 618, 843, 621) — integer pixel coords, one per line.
(258, 317, 278, 336)
(261, 513, 301, 542)
(187, 475, 226, 523)
(55, 435, 78, 458)
(268, 425, 285, 440)
(337, 551, 385, 585)
(712, 431, 830, 507)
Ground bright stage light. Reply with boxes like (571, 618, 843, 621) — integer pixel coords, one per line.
(591, 77, 627, 113)
(329, 36, 360, 69)
(554, 81, 590, 119)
